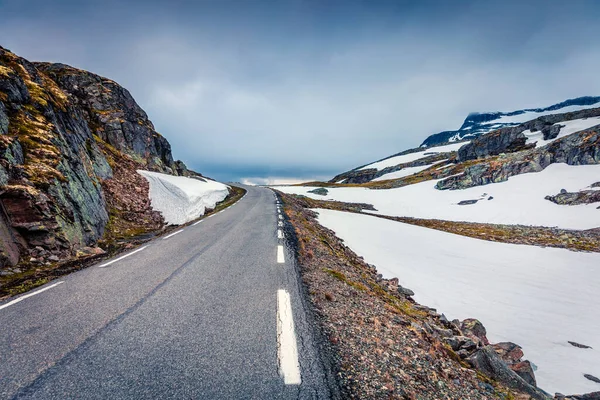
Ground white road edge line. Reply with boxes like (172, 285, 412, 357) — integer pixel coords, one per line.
(0, 281, 65, 311)
(99, 245, 149, 268)
(277, 245, 285, 264)
(277, 229, 284, 239)
(278, 221, 283, 227)
(163, 229, 184, 240)
(277, 289, 301, 385)
(278, 215, 283, 220)
(192, 220, 203, 226)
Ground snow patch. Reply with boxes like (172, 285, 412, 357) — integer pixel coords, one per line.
(314, 209, 600, 395)
(138, 170, 229, 225)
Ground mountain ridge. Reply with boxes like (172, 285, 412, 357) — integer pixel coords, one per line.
(421, 96, 600, 147)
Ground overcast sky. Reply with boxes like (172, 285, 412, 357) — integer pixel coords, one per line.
(2, 0, 600, 183)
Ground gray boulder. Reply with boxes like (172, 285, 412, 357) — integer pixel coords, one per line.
(466, 346, 549, 399)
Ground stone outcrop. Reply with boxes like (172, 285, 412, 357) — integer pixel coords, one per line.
(545, 189, 600, 205)
(437, 126, 600, 190)
(0, 46, 197, 270)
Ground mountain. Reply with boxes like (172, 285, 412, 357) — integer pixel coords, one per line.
(420, 96, 600, 147)
(0, 46, 199, 269)
(331, 99, 600, 185)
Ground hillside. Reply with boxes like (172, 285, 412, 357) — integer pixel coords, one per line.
(0, 46, 227, 286)
(274, 101, 600, 397)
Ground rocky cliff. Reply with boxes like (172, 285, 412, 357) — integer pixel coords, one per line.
(0, 46, 196, 272)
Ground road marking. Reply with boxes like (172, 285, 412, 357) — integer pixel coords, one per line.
(278, 215, 283, 220)
(277, 289, 301, 385)
(278, 221, 283, 227)
(192, 220, 203, 226)
(0, 281, 65, 311)
(163, 229, 184, 240)
(99, 245, 149, 268)
(277, 245, 285, 263)
(278, 229, 284, 239)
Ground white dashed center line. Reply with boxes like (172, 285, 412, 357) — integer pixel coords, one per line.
(0, 281, 65, 311)
(192, 220, 202, 226)
(99, 245, 149, 268)
(277, 245, 285, 263)
(163, 229, 184, 240)
(277, 289, 301, 385)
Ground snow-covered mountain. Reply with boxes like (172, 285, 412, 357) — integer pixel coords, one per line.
(420, 96, 600, 147)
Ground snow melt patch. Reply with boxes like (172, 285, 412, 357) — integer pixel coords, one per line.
(138, 170, 229, 225)
(359, 142, 468, 171)
(273, 163, 600, 230)
(314, 208, 600, 395)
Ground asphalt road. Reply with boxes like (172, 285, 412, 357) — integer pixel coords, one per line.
(0, 186, 334, 399)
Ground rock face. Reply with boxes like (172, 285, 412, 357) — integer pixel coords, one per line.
(437, 125, 600, 190)
(0, 46, 195, 269)
(457, 107, 600, 162)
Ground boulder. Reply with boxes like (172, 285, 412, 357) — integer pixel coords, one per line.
(461, 318, 489, 345)
(466, 347, 549, 400)
(585, 374, 600, 384)
(397, 285, 414, 297)
(512, 360, 537, 386)
(445, 335, 477, 352)
(308, 188, 329, 196)
(491, 342, 524, 364)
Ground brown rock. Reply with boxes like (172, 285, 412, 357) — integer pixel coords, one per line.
(492, 342, 524, 364)
(461, 318, 489, 345)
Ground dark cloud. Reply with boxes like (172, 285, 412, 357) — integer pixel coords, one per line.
(2, 0, 600, 181)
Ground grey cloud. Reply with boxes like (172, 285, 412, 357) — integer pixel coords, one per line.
(1, 0, 600, 181)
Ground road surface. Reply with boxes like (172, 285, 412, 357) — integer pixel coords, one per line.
(0, 186, 334, 399)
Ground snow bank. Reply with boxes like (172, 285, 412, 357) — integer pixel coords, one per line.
(314, 208, 600, 395)
(138, 170, 229, 225)
(273, 163, 600, 229)
(359, 142, 468, 171)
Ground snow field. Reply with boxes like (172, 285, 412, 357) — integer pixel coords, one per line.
(314, 208, 600, 395)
